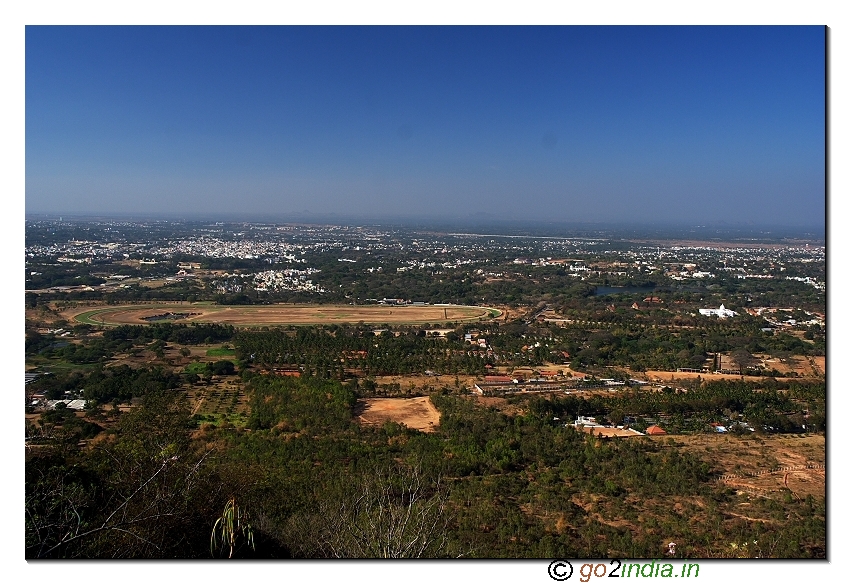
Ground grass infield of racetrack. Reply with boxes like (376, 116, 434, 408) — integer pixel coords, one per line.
(72, 303, 501, 327)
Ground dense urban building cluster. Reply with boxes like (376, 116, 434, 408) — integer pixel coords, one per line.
(26, 220, 824, 311)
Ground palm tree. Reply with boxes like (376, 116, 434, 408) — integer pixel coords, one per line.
(211, 497, 255, 558)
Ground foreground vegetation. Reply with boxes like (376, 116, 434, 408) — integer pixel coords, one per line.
(26, 370, 825, 559)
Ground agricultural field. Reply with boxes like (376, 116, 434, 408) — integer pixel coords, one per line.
(68, 303, 500, 327)
(762, 355, 825, 378)
(187, 379, 250, 427)
(643, 364, 825, 383)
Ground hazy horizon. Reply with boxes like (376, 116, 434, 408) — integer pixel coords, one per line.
(24, 211, 825, 243)
(26, 26, 826, 228)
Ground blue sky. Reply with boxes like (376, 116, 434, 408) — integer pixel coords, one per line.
(25, 25, 825, 227)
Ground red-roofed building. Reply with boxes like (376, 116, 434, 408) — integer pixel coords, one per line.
(645, 425, 667, 435)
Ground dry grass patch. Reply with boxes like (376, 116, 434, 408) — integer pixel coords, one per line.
(69, 303, 497, 327)
(672, 433, 825, 500)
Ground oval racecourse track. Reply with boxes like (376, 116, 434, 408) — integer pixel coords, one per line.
(72, 303, 501, 327)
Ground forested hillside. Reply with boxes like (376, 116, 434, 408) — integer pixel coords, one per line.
(26, 376, 825, 559)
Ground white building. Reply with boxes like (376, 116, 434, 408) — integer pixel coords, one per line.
(699, 304, 737, 318)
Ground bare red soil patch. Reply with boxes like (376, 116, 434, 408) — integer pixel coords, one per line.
(356, 397, 441, 432)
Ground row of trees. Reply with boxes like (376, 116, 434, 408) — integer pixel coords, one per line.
(27, 365, 183, 404)
(33, 314, 814, 378)
(525, 380, 825, 435)
(104, 322, 235, 345)
(235, 328, 491, 377)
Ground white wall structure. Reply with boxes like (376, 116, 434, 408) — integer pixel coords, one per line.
(698, 304, 738, 318)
